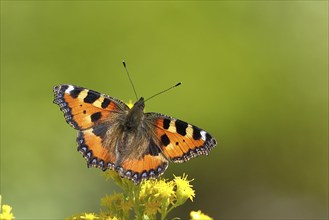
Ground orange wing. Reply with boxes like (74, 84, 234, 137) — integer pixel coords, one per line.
(147, 113, 217, 163)
(118, 152, 169, 184)
(77, 127, 116, 170)
(53, 84, 128, 130)
(53, 84, 126, 171)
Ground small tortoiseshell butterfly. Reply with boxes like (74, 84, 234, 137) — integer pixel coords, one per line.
(53, 82, 217, 184)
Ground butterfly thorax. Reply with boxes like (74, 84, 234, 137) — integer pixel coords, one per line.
(124, 97, 145, 131)
(113, 97, 150, 165)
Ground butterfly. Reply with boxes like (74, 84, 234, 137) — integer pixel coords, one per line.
(53, 84, 217, 184)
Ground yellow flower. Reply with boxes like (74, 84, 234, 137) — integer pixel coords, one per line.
(190, 210, 213, 220)
(127, 100, 134, 109)
(139, 179, 155, 200)
(104, 217, 118, 220)
(98, 211, 119, 220)
(153, 179, 175, 200)
(80, 213, 99, 220)
(0, 204, 15, 220)
(174, 174, 195, 203)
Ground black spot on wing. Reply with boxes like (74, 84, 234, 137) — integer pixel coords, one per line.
(92, 123, 108, 138)
(175, 120, 188, 136)
(101, 98, 111, 109)
(70, 87, 83, 98)
(84, 90, 100, 103)
(192, 125, 202, 140)
(163, 118, 170, 129)
(148, 139, 161, 156)
(91, 112, 102, 123)
(161, 134, 170, 146)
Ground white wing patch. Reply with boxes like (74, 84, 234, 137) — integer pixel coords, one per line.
(200, 130, 207, 141)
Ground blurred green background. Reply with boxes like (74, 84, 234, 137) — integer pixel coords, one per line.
(1, 1, 328, 219)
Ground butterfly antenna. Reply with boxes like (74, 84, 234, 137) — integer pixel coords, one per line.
(122, 60, 138, 100)
(145, 82, 182, 102)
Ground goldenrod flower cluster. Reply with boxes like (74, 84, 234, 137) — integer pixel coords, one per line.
(70, 213, 99, 220)
(68, 171, 209, 220)
(190, 210, 213, 220)
(99, 171, 196, 220)
(0, 173, 213, 220)
(0, 196, 15, 220)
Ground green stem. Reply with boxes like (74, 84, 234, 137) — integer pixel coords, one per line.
(160, 198, 171, 220)
(132, 184, 143, 219)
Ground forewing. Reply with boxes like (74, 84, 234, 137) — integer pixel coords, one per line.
(53, 84, 129, 130)
(146, 113, 217, 163)
(53, 84, 128, 170)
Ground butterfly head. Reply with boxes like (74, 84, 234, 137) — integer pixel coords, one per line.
(133, 97, 145, 110)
